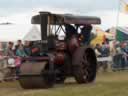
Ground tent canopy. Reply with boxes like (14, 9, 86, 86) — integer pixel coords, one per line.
(23, 25, 41, 41)
(0, 24, 40, 42)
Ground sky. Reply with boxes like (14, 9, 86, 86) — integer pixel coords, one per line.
(0, 0, 128, 30)
(0, 0, 119, 16)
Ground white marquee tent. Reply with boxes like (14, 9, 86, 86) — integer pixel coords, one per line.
(23, 25, 41, 41)
(0, 24, 41, 42)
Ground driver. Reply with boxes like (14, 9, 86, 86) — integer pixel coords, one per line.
(65, 24, 77, 39)
(80, 24, 92, 45)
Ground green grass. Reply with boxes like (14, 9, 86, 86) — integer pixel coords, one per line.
(1, 71, 128, 96)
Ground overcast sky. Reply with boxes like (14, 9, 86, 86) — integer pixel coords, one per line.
(0, 0, 120, 16)
(1, 0, 128, 30)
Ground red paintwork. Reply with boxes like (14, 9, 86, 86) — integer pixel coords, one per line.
(68, 35, 80, 54)
(54, 52, 65, 65)
(53, 35, 80, 65)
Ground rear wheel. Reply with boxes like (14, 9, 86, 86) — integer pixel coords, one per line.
(72, 47, 97, 83)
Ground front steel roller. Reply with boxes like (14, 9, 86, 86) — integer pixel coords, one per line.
(18, 61, 55, 89)
(72, 46, 97, 83)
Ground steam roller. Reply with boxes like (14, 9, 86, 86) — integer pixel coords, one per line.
(18, 12, 101, 89)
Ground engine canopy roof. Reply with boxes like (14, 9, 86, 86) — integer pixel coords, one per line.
(31, 12, 101, 25)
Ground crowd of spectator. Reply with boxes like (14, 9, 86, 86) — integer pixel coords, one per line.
(6, 40, 31, 57)
(95, 42, 110, 58)
(6, 40, 41, 57)
(0, 40, 41, 81)
(95, 41, 128, 71)
(94, 42, 110, 71)
(112, 41, 128, 70)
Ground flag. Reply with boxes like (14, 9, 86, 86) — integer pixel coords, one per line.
(116, 27, 128, 42)
(116, 0, 128, 42)
(120, 0, 128, 13)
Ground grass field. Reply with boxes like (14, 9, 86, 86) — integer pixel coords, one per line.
(0, 71, 128, 96)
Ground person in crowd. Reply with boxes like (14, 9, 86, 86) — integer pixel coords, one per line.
(15, 44, 27, 79)
(81, 25, 92, 45)
(65, 24, 77, 39)
(16, 45, 27, 57)
(109, 41, 116, 56)
(0, 49, 6, 59)
(4, 42, 16, 81)
(24, 41, 32, 56)
(115, 42, 122, 54)
(121, 42, 128, 68)
(101, 42, 110, 57)
(95, 44, 102, 57)
(15, 40, 23, 52)
(99, 42, 110, 71)
(31, 42, 40, 57)
(6, 42, 15, 57)
(121, 42, 128, 54)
